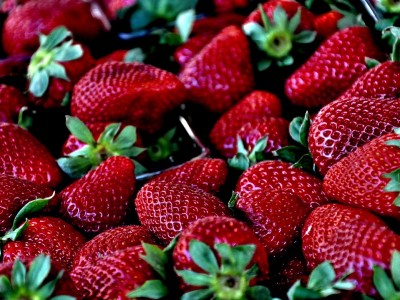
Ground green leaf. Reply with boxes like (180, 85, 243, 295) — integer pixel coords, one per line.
(246, 285, 273, 300)
(273, 145, 305, 163)
(176, 9, 195, 43)
(230, 244, 256, 272)
(373, 265, 397, 299)
(273, 5, 288, 29)
(65, 116, 95, 146)
(53, 44, 83, 62)
(0, 275, 12, 293)
(227, 192, 239, 208)
(29, 70, 50, 97)
(41, 26, 71, 50)
(181, 288, 213, 300)
(365, 57, 381, 69)
(37, 270, 64, 298)
(287, 281, 322, 300)
(248, 135, 268, 163)
(175, 269, 212, 286)
(27, 255, 51, 289)
(307, 261, 335, 290)
(289, 112, 310, 147)
(124, 48, 146, 63)
(383, 168, 400, 197)
(140, 243, 167, 280)
(258, 59, 272, 71)
(47, 62, 69, 81)
(277, 55, 294, 67)
(2, 221, 29, 243)
(126, 280, 168, 299)
(57, 156, 93, 179)
(17, 106, 34, 130)
(288, 9, 301, 33)
(118, 147, 146, 158)
(98, 123, 121, 146)
(189, 240, 219, 275)
(292, 154, 315, 172)
(12, 259, 26, 287)
(293, 31, 316, 44)
(130, 8, 156, 31)
(391, 251, 400, 290)
(242, 22, 267, 50)
(112, 126, 137, 149)
(133, 160, 148, 175)
(228, 153, 250, 171)
(49, 296, 76, 300)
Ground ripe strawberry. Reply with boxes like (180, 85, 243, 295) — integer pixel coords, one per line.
(0, 54, 30, 79)
(302, 203, 400, 296)
(179, 25, 254, 113)
(213, 0, 248, 13)
(314, 11, 343, 38)
(60, 156, 136, 234)
(210, 91, 282, 158)
(0, 123, 62, 188)
(231, 190, 309, 256)
(73, 225, 155, 269)
(174, 34, 214, 68)
(96, 49, 129, 65)
(323, 130, 400, 218)
(173, 216, 270, 298)
(135, 181, 231, 245)
(71, 61, 187, 133)
(100, 0, 136, 19)
(150, 158, 228, 193)
(191, 13, 245, 36)
(235, 160, 330, 209)
(285, 26, 385, 108)
(0, 85, 27, 123)
(309, 97, 400, 175)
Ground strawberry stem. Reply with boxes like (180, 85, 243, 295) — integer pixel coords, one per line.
(378, 0, 400, 13)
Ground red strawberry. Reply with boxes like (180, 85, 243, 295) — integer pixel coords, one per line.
(323, 131, 400, 218)
(302, 203, 400, 296)
(314, 11, 343, 38)
(235, 160, 330, 209)
(0, 123, 62, 188)
(285, 26, 385, 108)
(60, 156, 136, 234)
(231, 190, 309, 256)
(96, 49, 129, 65)
(191, 13, 246, 36)
(135, 181, 231, 245)
(73, 225, 155, 269)
(213, 0, 248, 13)
(210, 91, 283, 158)
(71, 61, 187, 133)
(174, 34, 214, 68)
(173, 216, 270, 297)
(309, 97, 400, 175)
(3, 216, 86, 272)
(179, 25, 254, 113)
(0, 55, 30, 79)
(100, 0, 136, 19)
(150, 158, 228, 193)
(0, 85, 27, 123)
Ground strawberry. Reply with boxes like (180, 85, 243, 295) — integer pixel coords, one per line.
(96, 49, 129, 65)
(301, 203, 400, 296)
(308, 97, 400, 176)
(73, 225, 155, 269)
(314, 11, 343, 38)
(174, 33, 214, 68)
(0, 123, 62, 188)
(191, 13, 246, 36)
(150, 158, 228, 193)
(230, 190, 309, 256)
(71, 61, 187, 133)
(60, 156, 136, 234)
(235, 160, 330, 209)
(323, 130, 400, 218)
(172, 216, 270, 298)
(179, 25, 254, 113)
(210, 91, 283, 158)
(213, 0, 248, 14)
(285, 26, 385, 108)
(100, 0, 136, 19)
(0, 84, 27, 123)
(135, 181, 231, 245)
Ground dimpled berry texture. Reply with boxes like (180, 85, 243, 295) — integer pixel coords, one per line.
(324, 133, 400, 218)
(285, 27, 384, 108)
(135, 181, 231, 245)
(309, 97, 400, 175)
(0, 123, 62, 188)
(236, 161, 330, 209)
(302, 204, 400, 296)
(73, 225, 155, 269)
(237, 190, 309, 256)
(150, 158, 228, 193)
(3, 217, 86, 272)
(71, 61, 187, 133)
(0, 85, 27, 122)
(210, 91, 282, 158)
(173, 216, 269, 291)
(71, 245, 157, 299)
(179, 26, 254, 113)
(60, 156, 135, 233)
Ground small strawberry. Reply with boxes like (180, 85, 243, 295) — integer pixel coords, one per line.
(96, 48, 146, 65)
(314, 11, 343, 38)
(0, 84, 27, 123)
(60, 156, 136, 234)
(179, 25, 254, 113)
(135, 181, 231, 245)
(174, 33, 214, 68)
(213, 0, 248, 14)
(191, 13, 246, 36)
(173, 216, 270, 298)
(71, 61, 187, 133)
(0, 123, 62, 188)
(100, 0, 137, 19)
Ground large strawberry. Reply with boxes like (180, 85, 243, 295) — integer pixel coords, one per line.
(302, 203, 400, 296)
(179, 25, 254, 113)
(285, 26, 385, 108)
(71, 61, 187, 133)
(135, 181, 231, 245)
(0, 123, 62, 188)
(0, 85, 27, 123)
(60, 156, 136, 234)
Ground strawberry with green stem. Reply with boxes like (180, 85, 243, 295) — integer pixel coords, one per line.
(147, 127, 179, 162)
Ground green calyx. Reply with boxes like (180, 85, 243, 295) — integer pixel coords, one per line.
(57, 116, 147, 179)
(287, 261, 356, 300)
(28, 26, 83, 98)
(148, 127, 179, 162)
(176, 239, 274, 300)
(383, 26, 400, 62)
(243, 5, 316, 71)
(378, 0, 400, 13)
(228, 135, 268, 171)
(0, 254, 75, 300)
(383, 128, 400, 207)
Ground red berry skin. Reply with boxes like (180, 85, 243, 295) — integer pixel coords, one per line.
(0, 85, 27, 123)
(150, 158, 228, 194)
(0, 123, 62, 188)
(191, 13, 245, 36)
(73, 225, 155, 269)
(179, 25, 254, 113)
(236, 190, 309, 256)
(60, 156, 136, 234)
(210, 91, 282, 158)
(323, 132, 400, 218)
(285, 26, 385, 108)
(309, 97, 400, 175)
(135, 181, 231, 245)
(3, 216, 86, 272)
(174, 34, 215, 68)
(71, 61, 187, 133)
(213, 0, 248, 14)
(71, 245, 158, 299)
(96, 49, 128, 65)
(302, 203, 400, 296)
(314, 11, 343, 38)
(100, 0, 136, 19)
(236, 161, 330, 209)
(173, 216, 269, 291)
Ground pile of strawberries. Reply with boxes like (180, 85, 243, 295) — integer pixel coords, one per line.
(0, 0, 400, 299)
